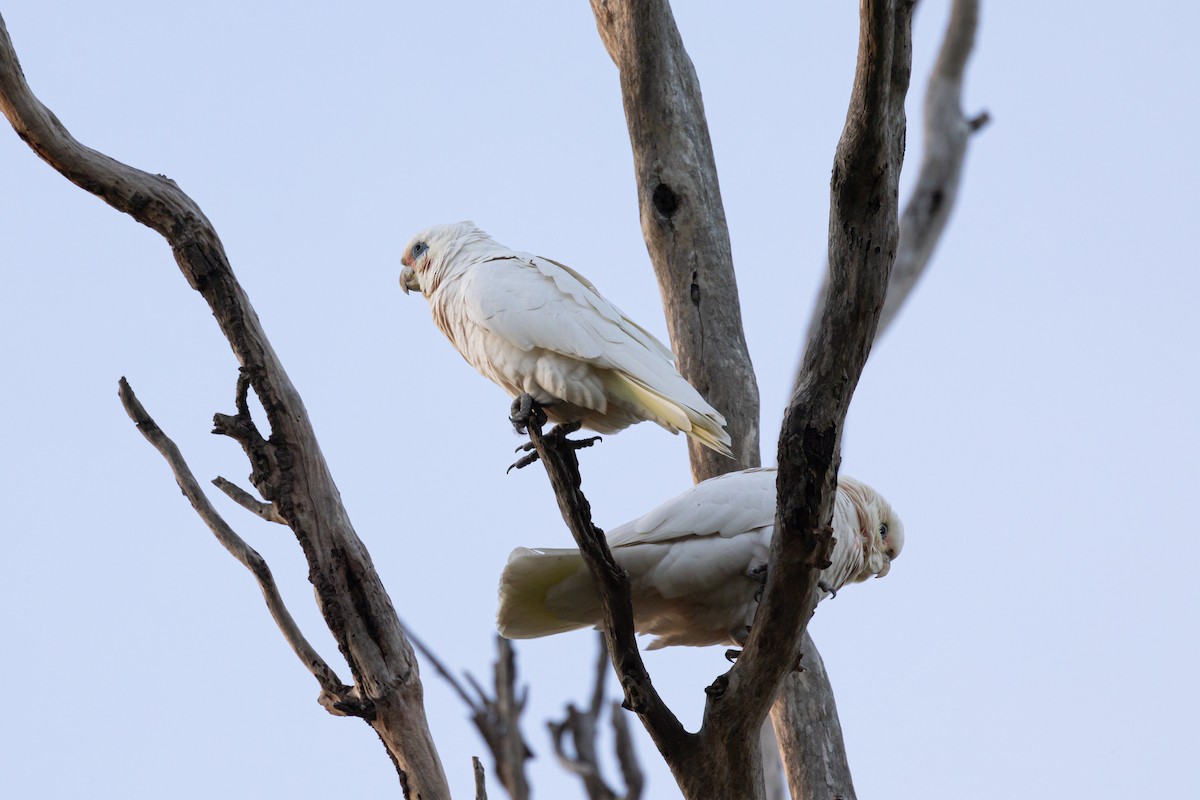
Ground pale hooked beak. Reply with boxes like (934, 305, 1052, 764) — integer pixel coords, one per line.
(874, 557, 892, 579)
(399, 265, 419, 295)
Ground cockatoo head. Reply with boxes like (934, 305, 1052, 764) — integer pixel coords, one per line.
(400, 221, 494, 296)
(840, 476, 904, 581)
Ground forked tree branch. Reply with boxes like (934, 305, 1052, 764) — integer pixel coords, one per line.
(118, 377, 363, 717)
(406, 629, 533, 800)
(700, 0, 914, 773)
(589, 1, 915, 798)
(0, 15, 448, 797)
(590, 0, 761, 481)
(782, 5, 983, 793)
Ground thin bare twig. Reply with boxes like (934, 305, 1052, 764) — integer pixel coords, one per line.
(548, 633, 617, 799)
(117, 377, 364, 718)
(548, 633, 644, 800)
(474, 757, 488, 800)
(409, 628, 532, 800)
(213, 476, 287, 524)
(611, 701, 645, 800)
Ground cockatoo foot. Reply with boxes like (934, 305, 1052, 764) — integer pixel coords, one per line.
(725, 648, 741, 663)
(506, 421, 603, 472)
(817, 580, 838, 599)
(508, 393, 547, 434)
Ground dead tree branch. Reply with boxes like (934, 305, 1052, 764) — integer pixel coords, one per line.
(403, 627, 532, 800)
(781, 5, 983, 793)
(213, 476, 287, 524)
(523, 419, 697, 781)
(474, 757, 488, 800)
(548, 633, 643, 800)
(768, 633, 853, 799)
(0, 15, 448, 797)
(590, 0, 761, 480)
(698, 0, 914, 790)
(117, 377, 362, 717)
(610, 701, 645, 800)
(804, 0, 986, 350)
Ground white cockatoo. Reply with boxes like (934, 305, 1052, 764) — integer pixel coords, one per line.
(399, 222, 732, 455)
(497, 467, 902, 648)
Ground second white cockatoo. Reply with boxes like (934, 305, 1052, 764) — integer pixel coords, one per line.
(497, 467, 903, 649)
(399, 222, 732, 456)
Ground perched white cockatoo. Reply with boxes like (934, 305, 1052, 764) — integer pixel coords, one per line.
(399, 222, 732, 455)
(497, 467, 902, 649)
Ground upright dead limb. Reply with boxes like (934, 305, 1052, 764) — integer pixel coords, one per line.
(0, 15, 448, 798)
(580, 1, 915, 797)
(590, 0, 761, 481)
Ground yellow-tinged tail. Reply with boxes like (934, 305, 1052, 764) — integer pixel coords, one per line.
(604, 372, 733, 457)
(497, 547, 595, 639)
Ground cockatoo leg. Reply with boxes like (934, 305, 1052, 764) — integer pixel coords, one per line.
(506, 420, 603, 472)
(508, 393, 546, 434)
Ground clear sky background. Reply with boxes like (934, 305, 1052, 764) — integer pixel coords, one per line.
(2, 2, 1197, 798)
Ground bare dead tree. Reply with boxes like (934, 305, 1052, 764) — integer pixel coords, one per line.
(589, 1, 982, 798)
(2, 0, 982, 797)
(0, 15, 450, 798)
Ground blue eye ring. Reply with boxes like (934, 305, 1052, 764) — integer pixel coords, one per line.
(878, 522, 889, 539)
(411, 241, 429, 259)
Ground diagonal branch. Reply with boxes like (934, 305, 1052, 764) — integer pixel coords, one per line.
(524, 420, 695, 776)
(803, 0, 987, 351)
(781, 5, 984, 798)
(117, 378, 364, 718)
(590, 0, 761, 481)
(705, 0, 914, 747)
(0, 15, 448, 797)
(213, 476, 288, 525)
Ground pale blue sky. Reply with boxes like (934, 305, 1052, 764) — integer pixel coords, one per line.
(2, 2, 1197, 798)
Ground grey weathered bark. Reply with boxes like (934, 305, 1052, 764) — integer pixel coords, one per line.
(589, 2, 911, 798)
(706, 0, 912, 780)
(769, 634, 854, 799)
(589, 0, 761, 482)
(0, 15, 449, 798)
(780, 5, 983, 792)
(804, 0, 986, 351)
(707, 3, 912, 797)
(527, 2, 912, 792)
(118, 378, 359, 719)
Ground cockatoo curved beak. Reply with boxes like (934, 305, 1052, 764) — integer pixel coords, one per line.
(400, 265, 419, 295)
(875, 558, 892, 579)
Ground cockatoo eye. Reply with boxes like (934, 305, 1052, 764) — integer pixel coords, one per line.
(411, 241, 429, 260)
(878, 522, 889, 540)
